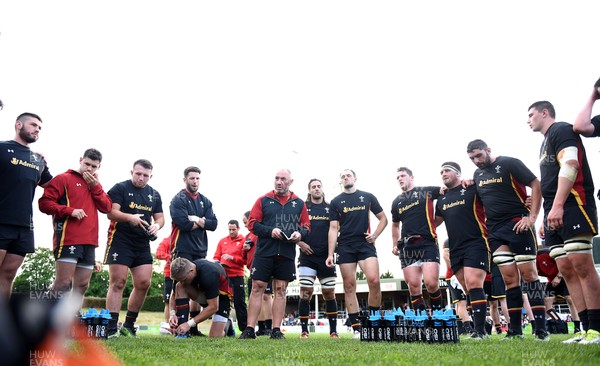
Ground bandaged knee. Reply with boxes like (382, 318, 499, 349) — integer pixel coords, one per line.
(493, 251, 515, 266)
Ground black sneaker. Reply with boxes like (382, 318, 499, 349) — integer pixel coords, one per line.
(501, 329, 524, 341)
(270, 329, 285, 339)
(120, 325, 137, 337)
(535, 329, 550, 342)
(107, 328, 119, 339)
(468, 331, 490, 340)
(238, 328, 256, 339)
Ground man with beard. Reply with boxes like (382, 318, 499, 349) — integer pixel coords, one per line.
(170, 166, 218, 337)
(326, 169, 388, 338)
(466, 139, 549, 341)
(0, 113, 52, 298)
(297, 178, 339, 339)
(104, 159, 164, 338)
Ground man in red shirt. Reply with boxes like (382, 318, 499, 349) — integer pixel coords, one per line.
(156, 236, 173, 324)
(39, 148, 112, 307)
(214, 219, 247, 331)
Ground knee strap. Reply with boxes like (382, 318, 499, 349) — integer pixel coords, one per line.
(493, 251, 515, 266)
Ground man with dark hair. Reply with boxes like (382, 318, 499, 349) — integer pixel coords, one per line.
(214, 219, 247, 332)
(104, 159, 164, 338)
(170, 165, 218, 337)
(297, 178, 339, 339)
(168, 257, 234, 338)
(573, 76, 600, 137)
(466, 139, 548, 341)
(239, 169, 310, 340)
(326, 169, 388, 338)
(0, 112, 52, 298)
(391, 167, 444, 313)
(39, 148, 112, 307)
(529, 100, 600, 344)
(435, 162, 490, 339)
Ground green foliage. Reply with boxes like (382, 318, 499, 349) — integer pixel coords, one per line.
(12, 247, 55, 293)
(379, 270, 394, 279)
(356, 271, 366, 280)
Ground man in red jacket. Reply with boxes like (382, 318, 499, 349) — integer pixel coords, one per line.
(214, 219, 247, 331)
(38, 148, 112, 306)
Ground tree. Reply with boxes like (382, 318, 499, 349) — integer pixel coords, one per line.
(12, 247, 55, 294)
(356, 271, 366, 280)
(380, 270, 394, 279)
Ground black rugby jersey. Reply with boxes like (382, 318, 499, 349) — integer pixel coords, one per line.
(0, 140, 52, 227)
(330, 190, 383, 246)
(391, 186, 440, 242)
(539, 122, 596, 211)
(107, 180, 163, 247)
(473, 156, 536, 228)
(302, 201, 330, 257)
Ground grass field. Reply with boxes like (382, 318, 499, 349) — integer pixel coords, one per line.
(102, 313, 600, 366)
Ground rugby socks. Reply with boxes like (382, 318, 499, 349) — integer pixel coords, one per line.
(348, 312, 361, 332)
(469, 288, 487, 334)
(175, 298, 190, 325)
(410, 295, 426, 312)
(574, 320, 582, 333)
(506, 286, 524, 335)
(257, 320, 266, 333)
(495, 323, 503, 334)
(265, 319, 273, 331)
(587, 309, 600, 332)
(368, 306, 381, 316)
(109, 312, 119, 333)
(299, 299, 310, 333)
(326, 299, 338, 334)
(189, 311, 200, 336)
(429, 289, 443, 310)
(524, 280, 547, 333)
(123, 311, 138, 329)
(578, 309, 588, 332)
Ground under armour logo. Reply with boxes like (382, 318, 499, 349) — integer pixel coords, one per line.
(480, 262, 485, 266)
(7, 149, 14, 153)
(128, 193, 134, 196)
(76, 183, 82, 187)
(69, 246, 76, 254)
(573, 224, 581, 229)
(251, 267, 256, 275)
(112, 252, 119, 261)
(269, 201, 274, 204)
(525, 247, 531, 251)
(340, 201, 345, 204)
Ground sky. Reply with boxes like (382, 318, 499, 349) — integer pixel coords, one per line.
(1, 1, 600, 278)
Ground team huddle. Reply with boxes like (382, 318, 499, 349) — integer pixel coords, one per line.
(1, 77, 600, 345)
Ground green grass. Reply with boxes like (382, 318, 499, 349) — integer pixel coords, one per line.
(104, 331, 600, 366)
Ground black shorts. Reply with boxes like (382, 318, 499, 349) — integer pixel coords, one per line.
(54, 244, 95, 267)
(248, 277, 272, 297)
(401, 239, 439, 267)
(164, 277, 173, 303)
(251, 255, 296, 282)
(336, 242, 377, 264)
(298, 255, 336, 279)
(216, 293, 232, 319)
(543, 205, 598, 247)
(447, 279, 467, 303)
(172, 251, 205, 261)
(0, 224, 35, 255)
(488, 220, 538, 256)
(544, 279, 569, 299)
(485, 263, 506, 299)
(103, 242, 153, 268)
(449, 241, 490, 274)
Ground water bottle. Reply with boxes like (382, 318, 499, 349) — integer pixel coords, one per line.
(383, 310, 395, 342)
(393, 307, 405, 342)
(99, 309, 111, 339)
(404, 309, 416, 342)
(368, 310, 382, 341)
